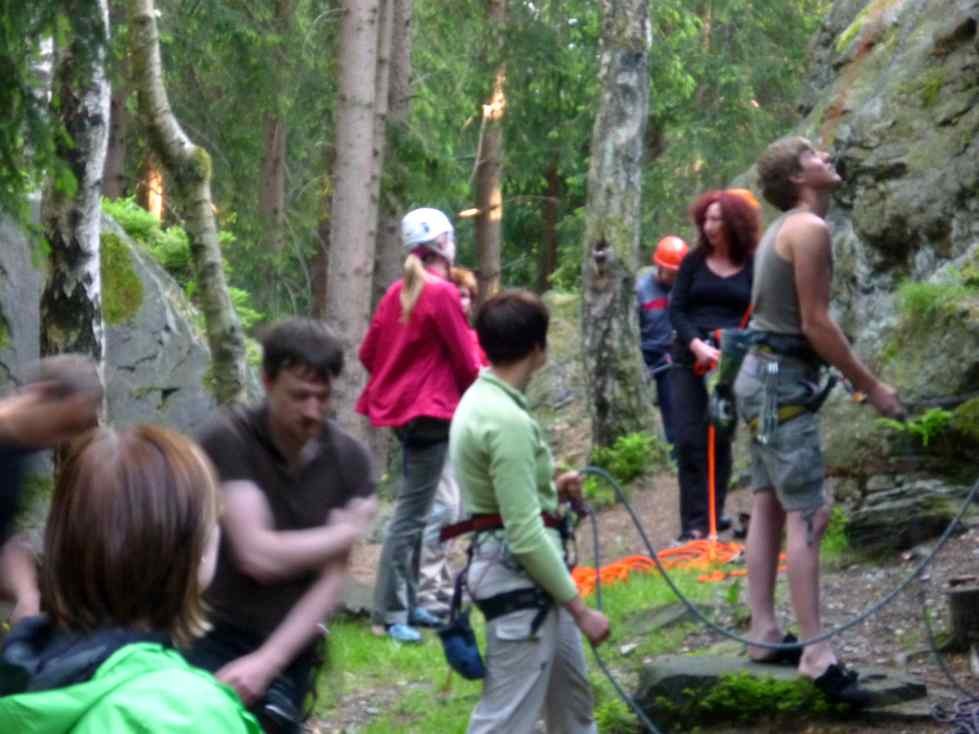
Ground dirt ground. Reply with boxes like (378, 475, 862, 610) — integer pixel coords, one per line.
(338, 471, 979, 733)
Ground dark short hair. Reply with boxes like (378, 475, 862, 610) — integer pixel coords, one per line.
(43, 425, 219, 647)
(260, 318, 344, 381)
(476, 290, 549, 366)
(27, 354, 102, 401)
(757, 136, 814, 211)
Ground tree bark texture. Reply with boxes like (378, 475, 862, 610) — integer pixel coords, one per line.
(373, 0, 414, 304)
(537, 159, 560, 292)
(473, 0, 506, 309)
(259, 113, 287, 250)
(258, 0, 293, 251)
(40, 0, 110, 377)
(366, 0, 393, 303)
(102, 82, 129, 198)
(127, 0, 247, 405)
(580, 0, 651, 449)
(325, 0, 381, 437)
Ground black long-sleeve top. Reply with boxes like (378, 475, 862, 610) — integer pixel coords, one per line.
(669, 248, 753, 364)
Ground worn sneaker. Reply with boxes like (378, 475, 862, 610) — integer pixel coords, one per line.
(410, 608, 445, 628)
(387, 623, 422, 644)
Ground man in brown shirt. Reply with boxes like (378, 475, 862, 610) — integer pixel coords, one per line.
(187, 319, 376, 734)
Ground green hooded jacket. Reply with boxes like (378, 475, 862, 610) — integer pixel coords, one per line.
(0, 642, 262, 733)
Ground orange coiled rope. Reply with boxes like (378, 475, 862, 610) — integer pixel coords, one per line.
(572, 544, 788, 597)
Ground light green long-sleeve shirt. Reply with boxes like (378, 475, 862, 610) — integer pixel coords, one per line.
(449, 372, 578, 604)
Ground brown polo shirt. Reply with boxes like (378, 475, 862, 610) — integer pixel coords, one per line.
(197, 402, 375, 639)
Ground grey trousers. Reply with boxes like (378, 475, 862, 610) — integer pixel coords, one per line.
(417, 460, 462, 615)
(467, 543, 597, 734)
(372, 420, 449, 626)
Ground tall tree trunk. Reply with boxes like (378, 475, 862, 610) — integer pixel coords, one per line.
(127, 0, 247, 404)
(365, 0, 393, 289)
(258, 0, 293, 251)
(259, 113, 287, 249)
(102, 83, 129, 198)
(373, 0, 414, 304)
(101, 0, 128, 199)
(473, 0, 506, 308)
(40, 0, 110, 384)
(537, 159, 560, 292)
(312, 144, 335, 318)
(325, 0, 381, 438)
(581, 0, 650, 449)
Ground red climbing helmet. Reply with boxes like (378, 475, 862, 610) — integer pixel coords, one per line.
(653, 235, 689, 271)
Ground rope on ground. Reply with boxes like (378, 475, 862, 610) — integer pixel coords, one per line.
(580, 465, 979, 653)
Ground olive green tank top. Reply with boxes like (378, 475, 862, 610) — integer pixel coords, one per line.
(750, 210, 823, 335)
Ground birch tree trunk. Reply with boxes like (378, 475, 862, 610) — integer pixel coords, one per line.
(373, 0, 414, 302)
(580, 0, 651, 449)
(473, 0, 506, 308)
(127, 0, 247, 404)
(40, 0, 110, 384)
(325, 0, 381, 437)
(101, 0, 128, 199)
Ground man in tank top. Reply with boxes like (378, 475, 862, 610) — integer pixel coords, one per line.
(733, 136, 904, 705)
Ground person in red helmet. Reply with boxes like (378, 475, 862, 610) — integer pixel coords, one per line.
(635, 236, 688, 452)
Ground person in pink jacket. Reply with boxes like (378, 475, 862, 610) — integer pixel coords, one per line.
(358, 208, 481, 643)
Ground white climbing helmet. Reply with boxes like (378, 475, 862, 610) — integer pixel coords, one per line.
(401, 207, 455, 264)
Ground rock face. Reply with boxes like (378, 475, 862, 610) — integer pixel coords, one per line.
(740, 0, 979, 479)
(99, 216, 220, 431)
(0, 209, 224, 432)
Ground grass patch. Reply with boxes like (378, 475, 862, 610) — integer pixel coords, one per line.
(314, 565, 718, 732)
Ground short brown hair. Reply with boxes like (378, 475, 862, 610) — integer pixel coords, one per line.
(260, 318, 344, 382)
(475, 290, 549, 366)
(756, 136, 814, 211)
(42, 425, 219, 646)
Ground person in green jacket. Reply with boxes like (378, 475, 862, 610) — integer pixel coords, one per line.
(450, 290, 610, 734)
(0, 424, 260, 734)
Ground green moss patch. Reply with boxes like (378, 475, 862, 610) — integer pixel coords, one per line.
(951, 397, 979, 446)
(654, 672, 846, 729)
(100, 232, 144, 325)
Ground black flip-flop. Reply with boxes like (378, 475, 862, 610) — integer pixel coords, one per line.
(812, 663, 874, 708)
(749, 633, 803, 666)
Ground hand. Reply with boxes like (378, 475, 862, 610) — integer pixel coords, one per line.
(555, 471, 583, 504)
(8, 592, 40, 625)
(216, 650, 280, 706)
(564, 596, 611, 646)
(867, 381, 905, 420)
(690, 339, 720, 371)
(329, 495, 378, 541)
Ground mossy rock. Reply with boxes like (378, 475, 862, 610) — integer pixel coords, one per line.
(100, 232, 144, 325)
(951, 397, 979, 446)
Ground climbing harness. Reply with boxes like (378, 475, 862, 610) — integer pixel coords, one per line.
(437, 506, 585, 681)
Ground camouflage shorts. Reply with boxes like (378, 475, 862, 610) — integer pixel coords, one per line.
(734, 352, 825, 513)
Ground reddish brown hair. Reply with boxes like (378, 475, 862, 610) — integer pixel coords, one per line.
(42, 425, 219, 647)
(689, 189, 761, 266)
(449, 266, 478, 297)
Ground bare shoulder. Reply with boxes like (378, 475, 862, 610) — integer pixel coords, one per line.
(781, 212, 831, 258)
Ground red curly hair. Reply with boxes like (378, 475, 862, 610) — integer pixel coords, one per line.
(688, 189, 761, 266)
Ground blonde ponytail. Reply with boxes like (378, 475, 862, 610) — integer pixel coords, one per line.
(400, 253, 429, 323)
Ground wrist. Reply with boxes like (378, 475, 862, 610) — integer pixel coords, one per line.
(256, 643, 288, 676)
(563, 595, 587, 621)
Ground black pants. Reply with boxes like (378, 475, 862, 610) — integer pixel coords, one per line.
(185, 622, 321, 734)
(670, 364, 732, 536)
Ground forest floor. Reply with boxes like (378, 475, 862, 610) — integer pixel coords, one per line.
(310, 468, 979, 734)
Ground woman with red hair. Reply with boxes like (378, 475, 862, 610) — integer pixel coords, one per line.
(669, 190, 761, 542)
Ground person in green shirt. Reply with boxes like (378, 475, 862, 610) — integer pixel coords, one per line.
(450, 290, 610, 734)
(0, 425, 260, 734)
